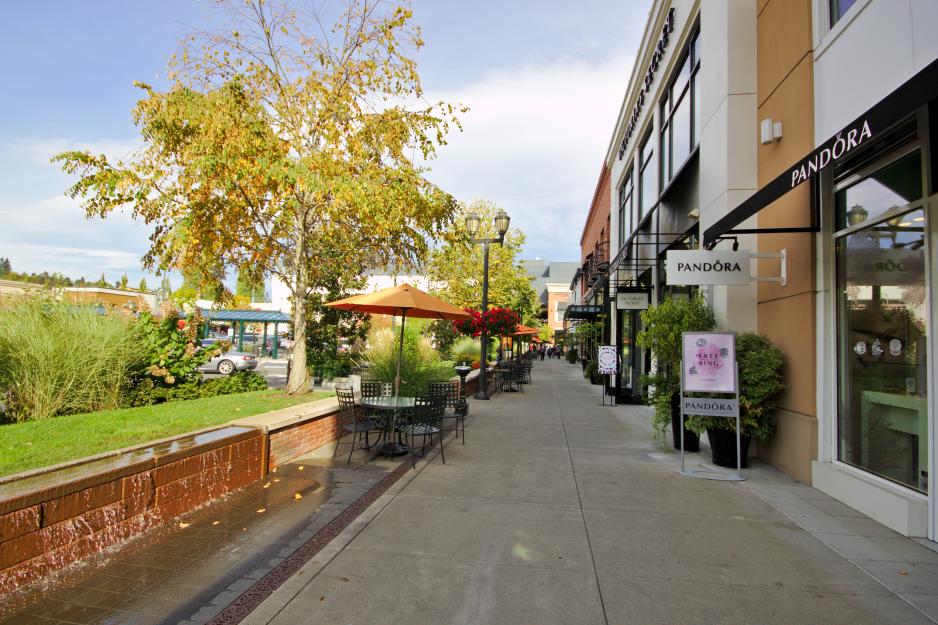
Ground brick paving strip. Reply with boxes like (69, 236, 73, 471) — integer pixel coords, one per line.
(204, 458, 413, 625)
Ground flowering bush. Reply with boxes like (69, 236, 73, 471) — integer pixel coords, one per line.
(452, 307, 520, 338)
(452, 308, 483, 337)
(484, 307, 521, 337)
(132, 306, 220, 386)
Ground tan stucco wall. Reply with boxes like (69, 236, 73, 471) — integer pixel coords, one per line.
(546, 289, 569, 334)
(756, 0, 817, 484)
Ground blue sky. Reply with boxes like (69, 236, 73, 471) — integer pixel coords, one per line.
(0, 0, 648, 287)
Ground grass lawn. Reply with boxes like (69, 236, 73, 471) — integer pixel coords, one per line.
(0, 390, 333, 478)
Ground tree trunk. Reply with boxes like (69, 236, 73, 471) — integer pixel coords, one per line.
(286, 218, 310, 395)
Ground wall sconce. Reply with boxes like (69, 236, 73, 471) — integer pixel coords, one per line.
(760, 118, 783, 145)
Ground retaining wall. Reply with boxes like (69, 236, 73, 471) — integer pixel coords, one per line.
(0, 426, 264, 593)
(0, 374, 478, 592)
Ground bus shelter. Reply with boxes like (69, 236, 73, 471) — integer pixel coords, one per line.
(196, 309, 291, 358)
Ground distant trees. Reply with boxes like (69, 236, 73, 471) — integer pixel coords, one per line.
(0, 258, 155, 291)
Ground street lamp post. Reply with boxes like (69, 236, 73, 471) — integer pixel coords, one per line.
(465, 209, 511, 400)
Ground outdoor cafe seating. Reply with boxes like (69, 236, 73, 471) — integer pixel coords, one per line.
(335, 353, 536, 466)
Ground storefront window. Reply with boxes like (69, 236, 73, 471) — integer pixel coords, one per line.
(639, 131, 656, 219)
(835, 151, 922, 231)
(660, 29, 701, 184)
(829, 0, 858, 28)
(618, 172, 633, 249)
(835, 151, 928, 493)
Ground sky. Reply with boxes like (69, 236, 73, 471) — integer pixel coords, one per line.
(0, 0, 650, 288)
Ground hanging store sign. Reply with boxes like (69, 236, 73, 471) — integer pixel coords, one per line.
(597, 345, 618, 375)
(682, 332, 736, 393)
(616, 291, 650, 310)
(665, 250, 751, 285)
(618, 7, 676, 159)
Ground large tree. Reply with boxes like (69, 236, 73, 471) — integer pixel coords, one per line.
(56, 0, 462, 393)
(426, 199, 541, 324)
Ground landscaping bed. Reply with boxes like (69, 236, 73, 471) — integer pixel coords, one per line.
(0, 389, 332, 477)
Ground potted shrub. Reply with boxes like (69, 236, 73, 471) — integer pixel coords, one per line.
(685, 333, 784, 467)
(584, 361, 601, 385)
(636, 295, 716, 450)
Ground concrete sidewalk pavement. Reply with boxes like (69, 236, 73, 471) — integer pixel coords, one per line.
(240, 358, 938, 625)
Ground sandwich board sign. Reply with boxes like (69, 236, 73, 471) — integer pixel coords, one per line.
(679, 332, 744, 481)
(597, 346, 617, 407)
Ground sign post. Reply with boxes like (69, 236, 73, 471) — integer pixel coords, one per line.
(679, 332, 744, 481)
(597, 345, 617, 406)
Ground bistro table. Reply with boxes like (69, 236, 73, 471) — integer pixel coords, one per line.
(360, 395, 416, 456)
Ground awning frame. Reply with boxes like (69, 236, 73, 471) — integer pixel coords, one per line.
(704, 55, 938, 248)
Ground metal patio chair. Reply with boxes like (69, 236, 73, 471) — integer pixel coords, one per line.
(397, 392, 446, 469)
(335, 386, 382, 464)
(429, 380, 464, 444)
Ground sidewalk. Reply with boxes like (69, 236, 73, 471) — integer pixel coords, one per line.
(241, 358, 938, 625)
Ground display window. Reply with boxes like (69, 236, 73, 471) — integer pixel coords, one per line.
(834, 142, 930, 493)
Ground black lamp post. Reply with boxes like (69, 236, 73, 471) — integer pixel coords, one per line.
(465, 209, 511, 400)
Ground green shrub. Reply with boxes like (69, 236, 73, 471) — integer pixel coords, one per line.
(131, 308, 217, 386)
(565, 347, 578, 363)
(636, 295, 716, 437)
(584, 361, 599, 383)
(0, 297, 142, 422)
(201, 370, 268, 396)
(125, 370, 268, 406)
(450, 337, 481, 365)
(685, 333, 784, 443)
(360, 324, 454, 395)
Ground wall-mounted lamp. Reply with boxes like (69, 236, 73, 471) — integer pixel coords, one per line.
(760, 118, 783, 145)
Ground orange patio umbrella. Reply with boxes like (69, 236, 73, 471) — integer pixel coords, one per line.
(326, 283, 471, 396)
(513, 324, 540, 336)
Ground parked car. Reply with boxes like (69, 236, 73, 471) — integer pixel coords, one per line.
(198, 339, 258, 375)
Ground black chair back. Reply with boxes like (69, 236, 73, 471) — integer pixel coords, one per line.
(362, 380, 393, 398)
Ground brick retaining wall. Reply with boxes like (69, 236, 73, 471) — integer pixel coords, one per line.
(0, 426, 264, 594)
(267, 413, 339, 471)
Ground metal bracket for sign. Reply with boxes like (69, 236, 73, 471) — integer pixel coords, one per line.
(680, 363, 745, 482)
(750, 248, 787, 287)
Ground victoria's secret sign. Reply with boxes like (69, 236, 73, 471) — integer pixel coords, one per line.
(618, 8, 676, 160)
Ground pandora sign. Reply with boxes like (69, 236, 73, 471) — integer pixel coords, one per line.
(789, 120, 873, 188)
(665, 250, 751, 285)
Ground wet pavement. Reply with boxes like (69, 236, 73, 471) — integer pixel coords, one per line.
(0, 453, 401, 625)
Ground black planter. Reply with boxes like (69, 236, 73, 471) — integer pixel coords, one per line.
(670, 393, 699, 452)
(706, 427, 751, 468)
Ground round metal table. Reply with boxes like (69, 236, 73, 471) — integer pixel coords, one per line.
(360, 395, 416, 456)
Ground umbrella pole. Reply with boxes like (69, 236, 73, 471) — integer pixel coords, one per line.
(395, 310, 407, 398)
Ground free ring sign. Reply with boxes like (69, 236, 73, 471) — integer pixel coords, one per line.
(682, 332, 736, 393)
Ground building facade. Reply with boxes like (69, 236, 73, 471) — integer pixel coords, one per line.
(580, 0, 938, 541)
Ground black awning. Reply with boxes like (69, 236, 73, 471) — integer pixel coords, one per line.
(704, 56, 938, 248)
(564, 304, 602, 320)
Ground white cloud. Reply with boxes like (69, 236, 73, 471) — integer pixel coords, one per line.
(424, 52, 632, 260)
(4, 137, 142, 166)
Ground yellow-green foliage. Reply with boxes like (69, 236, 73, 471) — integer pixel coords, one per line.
(0, 297, 142, 422)
(450, 337, 481, 364)
(361, 325, 453, 395)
